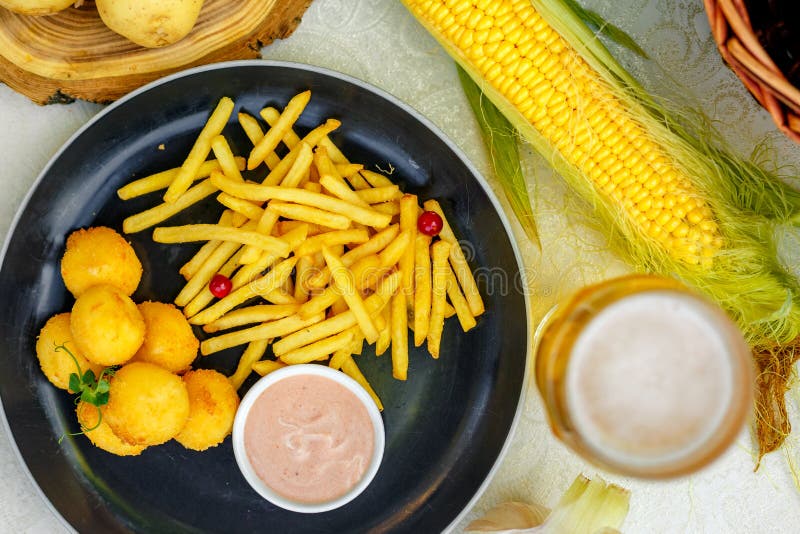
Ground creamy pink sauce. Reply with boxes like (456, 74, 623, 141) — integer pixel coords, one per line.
(244, 374, 374, 504)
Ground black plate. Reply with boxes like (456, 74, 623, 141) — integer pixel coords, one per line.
(0, 61, 529, 533)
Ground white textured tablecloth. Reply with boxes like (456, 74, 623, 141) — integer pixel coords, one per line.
(2, 1, 800, 532)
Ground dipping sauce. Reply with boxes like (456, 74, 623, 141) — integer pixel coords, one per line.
(243, 374, 375, 504)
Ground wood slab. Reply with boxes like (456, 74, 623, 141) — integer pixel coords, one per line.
(0, 0, 313, 104)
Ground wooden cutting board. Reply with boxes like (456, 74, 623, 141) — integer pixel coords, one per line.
(0, 0, 313, 104)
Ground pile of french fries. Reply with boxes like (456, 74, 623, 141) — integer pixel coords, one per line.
(117, 91, 485, 410)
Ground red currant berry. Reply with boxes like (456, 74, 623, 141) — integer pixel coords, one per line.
(209, 274, 232, 298)
(417, 210, 444, 236)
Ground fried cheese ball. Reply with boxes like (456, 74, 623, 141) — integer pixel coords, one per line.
(103, 362, 190, 447)
(71, 285, 146, 367)
(130, 301, 198, 373)
(175, 369, 239, 451)
(61, 226, 142, 298)
(76, 401, 146, 457)
(35, 313, 104, 390)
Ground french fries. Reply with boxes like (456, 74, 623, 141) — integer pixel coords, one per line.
(117, 158, 244, 200)
(261, 119, 341, 186)
(356, 185, 402, 204)
(204, 304, 300, 333)
(188, 257, 298, 325)
(268, 201, 351, 230)
(322, 246, 380, 343)
(399, 195, 418, 297)
(248, 91, 310, 170)
(259, 107, 301, 149)
(252, 358, 286, 377)
(280, 330, 354, 365)
(274, 272, 399, 356)
(153, 223, 290, 257)
(229, 340, 269, 390)
(182, 224, 308, 318)
(391, 290, 408, 380)
(179, 210, 235, 280)
(423, 199, 485, 316)
(294, 228, 369, 258)
(305, 224, 400, 289)
(164, 97, 234, 203)
(216, 193, 264, 221)
(446, 265, 477, 332)
(428, 240, 451, 358)
(118, 90, 486, 402)
(201, 312, 325, 356)
(123, 179, 218, 233)
(208, 175, 392, 228)
(413, 233, 433, 346)
(211, 135, 244, 182)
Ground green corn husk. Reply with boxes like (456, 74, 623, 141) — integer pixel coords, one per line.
(402, 0, 800, 460)
(458, 65, 541, 249)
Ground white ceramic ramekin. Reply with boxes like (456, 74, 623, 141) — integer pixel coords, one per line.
(231, 364, 385, 513)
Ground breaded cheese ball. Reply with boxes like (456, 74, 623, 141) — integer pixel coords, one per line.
(103, 362, 190, 447)
(130, 301, 198, 373)
(71, 285, 146, 366)
(61, 226, 142, 298)
(76, 401, 146, 457)
(36, 313, 104, 390)
(175, 369, 239, 451)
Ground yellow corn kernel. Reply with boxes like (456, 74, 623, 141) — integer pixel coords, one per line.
(512, 86, 531, 107)
(475, 15, 496, 31)
(517, 98, 535, 116)
(498, 76, 515, 95)
(454, 9, 471, 26)
(637, 197, 653, 212)
(669, 223, 688, 238)
(483, 41, 500, 57)
(505, 82, 522, 102)
(686, 209, 704, 225)
(623, 182, 642, 198)
(618, 175, 637, 191)
(485, 62, 503, 82)
(451, 1, 470, 15)
(431, 5, 450, 24)
(623, 152, 641, 169)
(466, 9, 483, 29)
(497, 43, 519, 65)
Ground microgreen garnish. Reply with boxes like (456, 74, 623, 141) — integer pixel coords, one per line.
(54, 342, 115, 444)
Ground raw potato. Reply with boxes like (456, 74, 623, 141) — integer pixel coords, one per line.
(175, 369, 239, 451)
(71, 285, 146, 366)
(131, 301, 199, 373)
(103, 362, 190, 446)
(60, 226, 142, 298)
(0, 0, 73, 16)
(76, 402, 146, 457)
(95, 0, 205, 48)
(35, 313, 103, 391)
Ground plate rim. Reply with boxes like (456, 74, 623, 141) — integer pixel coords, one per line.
(0, 59, 533, 534)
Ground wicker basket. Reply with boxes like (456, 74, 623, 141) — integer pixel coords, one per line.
(704, 0, 800, 142)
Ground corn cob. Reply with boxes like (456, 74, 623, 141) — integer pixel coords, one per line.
(406, 0, 721, 267)
(403, 0, 800, 459)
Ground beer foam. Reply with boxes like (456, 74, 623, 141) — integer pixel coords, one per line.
(565, 290, 735, 469)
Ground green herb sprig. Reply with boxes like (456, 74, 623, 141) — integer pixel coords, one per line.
(54, 342, 115, 443)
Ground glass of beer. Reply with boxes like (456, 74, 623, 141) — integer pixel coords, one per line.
(535, 274, 754, 478)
